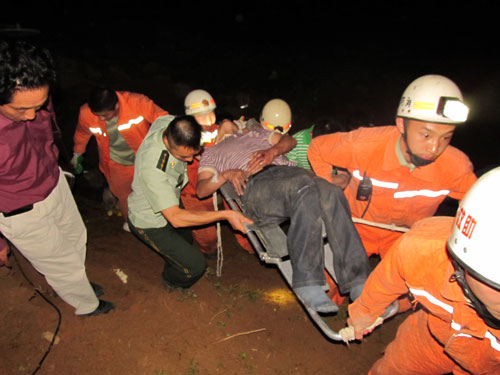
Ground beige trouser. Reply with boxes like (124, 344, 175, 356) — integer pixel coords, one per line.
(0, 170, 98, 314)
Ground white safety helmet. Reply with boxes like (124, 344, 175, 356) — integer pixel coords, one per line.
(184, 89, 217, 116)
(396, 74, 469, 125)
(447, 166, 500, 289)
(260, 98, 292, 134)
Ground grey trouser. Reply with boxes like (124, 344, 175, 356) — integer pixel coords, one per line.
(242, 166, 370, 293)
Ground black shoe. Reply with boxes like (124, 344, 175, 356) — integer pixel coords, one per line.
(83, 300, 115, 317)
(90, 282, 104, 298)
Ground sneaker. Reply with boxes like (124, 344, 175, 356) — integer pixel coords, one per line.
(83, 300, 115, 317)
(122, 222, 131, 232)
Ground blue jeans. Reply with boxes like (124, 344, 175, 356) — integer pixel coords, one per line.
(242, 166, 370, 293)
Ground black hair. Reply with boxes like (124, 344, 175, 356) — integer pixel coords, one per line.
(312, 116, 346, 138)
(88, 87, 118, 113)
(0, 40, 56, 105)
(163, 115, 201, 150)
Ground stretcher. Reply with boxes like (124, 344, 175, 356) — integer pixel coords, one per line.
(219, 182, 399, 342)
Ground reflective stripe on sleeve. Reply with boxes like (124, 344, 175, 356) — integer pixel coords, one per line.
(409, 287, 454, 314)
(89, 127, 103, 135)
(117, 116, 145, 131)
(485, 331, 500, 352)
(410, 287, 500, 352)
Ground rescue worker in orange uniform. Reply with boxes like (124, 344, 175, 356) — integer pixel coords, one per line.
(309, 74, 476, 258)
(308, 75, 477, 306)
(72, 88, 168, 231)
(181, 89, 252, 255)
(346, 167, 500, 375)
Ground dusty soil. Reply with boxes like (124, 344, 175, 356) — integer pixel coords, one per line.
(0, 188, 409, 375)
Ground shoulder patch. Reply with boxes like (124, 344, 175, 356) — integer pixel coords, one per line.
(156, 150, 170, 171)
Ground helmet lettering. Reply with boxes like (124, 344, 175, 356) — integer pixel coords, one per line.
(462, 215, 477, 239)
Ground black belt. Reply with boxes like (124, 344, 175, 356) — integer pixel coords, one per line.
(2, 204, 34, 217)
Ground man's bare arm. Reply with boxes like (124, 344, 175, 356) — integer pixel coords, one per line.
(162, 205, 252, 233)
(197, 169, 250, 198)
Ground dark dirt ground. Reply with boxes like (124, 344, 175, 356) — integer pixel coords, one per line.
(0, 192, 409, 375)
(1, 9, 500, 374)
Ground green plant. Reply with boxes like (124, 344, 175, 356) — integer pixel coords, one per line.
(187, 359, 199, 375)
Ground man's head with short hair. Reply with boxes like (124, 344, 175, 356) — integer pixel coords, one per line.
(163, 115, 202, 162)
(0, 41, 55, 121)
(88, 87, 119, 121)
(0, 40, 55, 106)
(312, 116, 345, 138)
(88, 87, 118, 113)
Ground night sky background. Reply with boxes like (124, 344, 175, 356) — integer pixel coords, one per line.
(2, 1, 500, 173)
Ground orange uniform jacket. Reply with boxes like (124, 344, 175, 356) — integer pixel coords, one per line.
(73, 91, 168, 178)
(183, 124, 219, 197)
(349, 217, 500, 374)
(308, 126, 477, 255)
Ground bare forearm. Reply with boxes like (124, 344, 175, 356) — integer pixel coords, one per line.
(162, 206, 230, 228)
(197, 175, 224, 198)
(270, 134, 297, 156)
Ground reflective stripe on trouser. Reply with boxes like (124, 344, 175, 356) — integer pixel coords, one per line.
(369, 310, 456, 375)
(128, 220, 207, 288)
(0, 170, 99, 315)
(106, 160, 134, 221)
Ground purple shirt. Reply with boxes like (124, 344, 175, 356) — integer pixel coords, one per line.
(199, 127, 295, 174)
(0, 98, 60, 213)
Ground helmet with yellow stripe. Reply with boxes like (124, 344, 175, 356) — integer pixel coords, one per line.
(396, 75, 469, 125)
(184, 89, 217, 126)
(260, 98, 292, 134)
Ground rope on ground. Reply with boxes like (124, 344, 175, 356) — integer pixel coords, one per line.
(213, 192, 224, 277)
(11, 247, 62, 375)
(352, 217, 410, 233)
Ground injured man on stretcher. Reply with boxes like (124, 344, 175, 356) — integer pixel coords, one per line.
(196, 126, 371, 313)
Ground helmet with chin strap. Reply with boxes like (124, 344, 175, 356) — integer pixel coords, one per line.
(448, 166, 500, 289)
(260, 98, 292, 134)
(397, 74, 469, 125)
(447, 166, 500, 329)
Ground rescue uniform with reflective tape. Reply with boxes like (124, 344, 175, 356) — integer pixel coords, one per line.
(73, 91, 168, 219)
(128, 115, 206, 288)
(308, 126, 476, 257)
(349, 216, 500, 375)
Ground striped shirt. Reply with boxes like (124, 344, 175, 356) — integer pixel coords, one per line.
(199, 127, 295, 175)
(287, 125, 314, 169)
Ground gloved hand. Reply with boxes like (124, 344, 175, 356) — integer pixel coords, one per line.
(71, 153, 84, 175)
